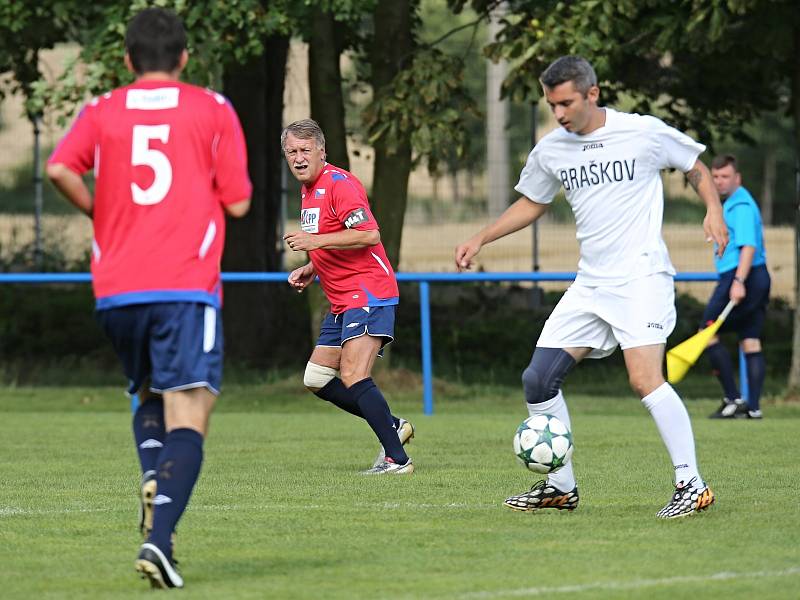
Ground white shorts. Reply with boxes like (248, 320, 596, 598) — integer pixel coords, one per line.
(537, 272, 676, 359)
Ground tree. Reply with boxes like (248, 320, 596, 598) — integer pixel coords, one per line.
(25, 0, 313, 366)
(486, 0, 800, 393)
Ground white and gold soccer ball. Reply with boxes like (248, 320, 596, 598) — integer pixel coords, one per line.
(513, 414, 573, 474)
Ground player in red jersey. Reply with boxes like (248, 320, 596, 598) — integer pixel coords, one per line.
(47, 8, 251, 589)
(282, 119, 414, 475)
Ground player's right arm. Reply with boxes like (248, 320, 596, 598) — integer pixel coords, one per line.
(213, 97, 253, 219)
(288, 261, 316, 292)
(47, 103, 97, 218)
(455, 196, 548, 271)
(46, 163, 94, 217)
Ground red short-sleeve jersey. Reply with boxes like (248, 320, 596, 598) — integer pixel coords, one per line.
(300, 164, 399, 314)
(49, 80, 251, 309)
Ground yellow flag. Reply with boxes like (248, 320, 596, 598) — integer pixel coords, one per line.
(667, 300, 736, 384)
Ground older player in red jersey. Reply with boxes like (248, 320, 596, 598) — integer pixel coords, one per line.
(47, 8, 251, 589)
(282, 119, 414, 475)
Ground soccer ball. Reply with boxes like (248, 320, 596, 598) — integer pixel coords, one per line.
(513, 414, 573, 474)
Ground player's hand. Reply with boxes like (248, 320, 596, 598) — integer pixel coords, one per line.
(729, 279, 746, 304)
(284, 231, 317, 252)
(287, 263, 316, 292)
(455, 238, 482, 272)
(703, 208, 728, 258)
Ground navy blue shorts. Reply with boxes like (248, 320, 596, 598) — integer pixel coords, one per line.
(316, 306, 395, 350)
(96, 302, 223, 395)
(701, 265, 770, 340)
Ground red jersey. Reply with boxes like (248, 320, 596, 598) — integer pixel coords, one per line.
(49, 80, 251, 309)
(300, 164, 399, 314)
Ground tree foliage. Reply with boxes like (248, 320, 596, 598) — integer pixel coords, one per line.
(364, 47, 479, 173)
(486, 0, 798, 145)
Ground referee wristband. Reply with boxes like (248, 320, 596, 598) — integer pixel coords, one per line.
(733, 276, 745, 284)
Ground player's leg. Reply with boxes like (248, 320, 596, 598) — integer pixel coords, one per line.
(738, 266, 770, 418)
(504, 346, 588, 511)
(95, 306, 164, 537)
(305, 314, 404, 430)
(339, 306, 412, 474)
(610, 273, 714, 518)
(702, 276, 742, 417)
(135, 303, 221, 589)
(132, 388, 165, 538)
(705, 337, 741, 416)
(504, 283, 614, 511)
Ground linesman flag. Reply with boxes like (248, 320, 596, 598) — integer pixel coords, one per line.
(667, 300, 736, 384)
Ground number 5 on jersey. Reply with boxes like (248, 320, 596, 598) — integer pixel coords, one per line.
(131, 125, 172, 205)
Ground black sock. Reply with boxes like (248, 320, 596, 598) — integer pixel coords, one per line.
(744, 351, 765, 411)
(148, 428, 204, 559)
(349, 378, 407, 464)
(132, 396, 166, 474)
(316, 378, 400, 427)
(706, 343, 739, 401)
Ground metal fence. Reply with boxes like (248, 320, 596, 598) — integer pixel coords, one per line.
(1, 270, 740, 415)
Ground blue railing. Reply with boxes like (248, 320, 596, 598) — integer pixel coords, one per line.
(0, 271, 729, 414)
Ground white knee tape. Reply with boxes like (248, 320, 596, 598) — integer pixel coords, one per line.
(303, 362, 338, 389)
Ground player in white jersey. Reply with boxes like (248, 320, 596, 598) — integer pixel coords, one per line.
(455, 56, 728, 519)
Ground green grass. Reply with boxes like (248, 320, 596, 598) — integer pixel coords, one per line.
(1, 384, 799, 599)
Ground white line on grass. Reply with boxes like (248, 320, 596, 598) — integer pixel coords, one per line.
(456, 567, 800, 599)
(0, 501, 496, 518)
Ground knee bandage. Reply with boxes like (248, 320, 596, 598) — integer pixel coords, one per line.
(521, 348, 576, 404)
(303, 362, 338, 389)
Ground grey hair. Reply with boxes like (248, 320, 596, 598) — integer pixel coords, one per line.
(540, 56, 598, 96)
(280, 118, 325, 151)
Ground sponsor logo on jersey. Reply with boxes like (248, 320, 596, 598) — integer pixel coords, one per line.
(582, 142, 604, 151)
(126, 88, 180, 110)
(647, 322, 664, 329)
(344, 208, 368, 229)
(558, 158, 636, 191)
(301, 207, 320, 233)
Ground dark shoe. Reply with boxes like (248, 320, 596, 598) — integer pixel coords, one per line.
(135, 543, 183, 589)
(709, 398, 743, 419)
(504, 480, 579, 512)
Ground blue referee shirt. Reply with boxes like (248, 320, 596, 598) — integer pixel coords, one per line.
(713, 186, 767, 273)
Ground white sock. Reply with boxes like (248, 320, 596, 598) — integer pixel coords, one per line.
(641, 382, 702, 487)
(527, 390, 576, 492)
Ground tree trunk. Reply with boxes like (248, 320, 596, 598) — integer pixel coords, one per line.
(761, 148, 775, 226)
(221, 35, 311, 367)
(307, 10, 350, 343)
(309, 10, 349, 169)
(369, 0, 414, 268)
(788, 25, 800, 393)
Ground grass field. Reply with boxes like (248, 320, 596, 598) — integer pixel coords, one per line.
(2, 384, 799, 599)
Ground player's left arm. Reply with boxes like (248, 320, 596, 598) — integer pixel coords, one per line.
(685, 159, 728, 257)
(46, 163, 93, 218)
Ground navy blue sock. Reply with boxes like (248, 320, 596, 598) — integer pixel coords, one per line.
(148, 428, 204, 558)
(706, 343, 739, 400)
(132, 396, 165, 474)
(745, 351, 765, 411)
(349, 378, 407, 464)
(316, 377, 400, 428)
(316, 378, 364, 418)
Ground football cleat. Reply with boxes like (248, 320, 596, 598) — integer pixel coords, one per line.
(708, 398, 744, 419)
(362, 457, 414, 475)
(656, 477, 715, 519)
(138, 470, 157, 538)
(746, 409, 763, 419)
(135, 542, 184, 589)
(371, 418, 415, 469)
(503, 480, 579, 512)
